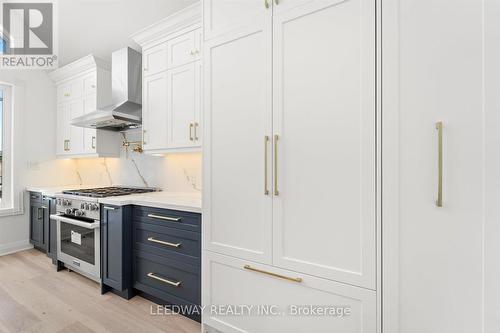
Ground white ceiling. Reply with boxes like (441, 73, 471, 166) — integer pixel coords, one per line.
(57, 0, 197, 66)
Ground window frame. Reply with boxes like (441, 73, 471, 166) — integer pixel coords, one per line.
(0, 81, 23, 216)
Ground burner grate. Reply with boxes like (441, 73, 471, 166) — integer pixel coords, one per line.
(62, 187, 157, 198)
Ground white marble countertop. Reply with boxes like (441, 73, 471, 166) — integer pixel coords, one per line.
(25, 185, 96, 197)
(98, 191, 202, 213)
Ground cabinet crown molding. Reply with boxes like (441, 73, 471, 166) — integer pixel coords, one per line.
(130, 2, 201, 47)
(48, 54, 110, 84)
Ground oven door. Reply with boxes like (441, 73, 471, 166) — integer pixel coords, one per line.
(51, 214, 100, 281)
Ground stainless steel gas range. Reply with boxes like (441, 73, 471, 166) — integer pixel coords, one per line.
(50, 187, 157, 282)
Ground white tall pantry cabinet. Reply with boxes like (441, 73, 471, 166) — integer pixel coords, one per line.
(202, 0, 379, 332)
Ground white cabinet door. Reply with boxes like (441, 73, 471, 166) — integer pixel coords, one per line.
(83, 72, 97, 96)
(194, 60, 202, 145)
(167, 30, 199, 68)
(272, 0, 377, 289)
(203, 14, 273, 263)
(143, 43, 168, 76)
(83, 94, 97, 153)
(203, 251, 377, 333)
(395, 0, 487, 331)
(143, 72, 168, 150)
(56, 103, 70, 155)
(203, 0, 270, 40)
(167, 63, 197, 149)
(68, 99, 85, 154)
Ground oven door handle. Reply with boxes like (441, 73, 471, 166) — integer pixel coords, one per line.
(50, 214, 100, 230)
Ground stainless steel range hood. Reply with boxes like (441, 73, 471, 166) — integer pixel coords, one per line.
(72, 47, 142, 131)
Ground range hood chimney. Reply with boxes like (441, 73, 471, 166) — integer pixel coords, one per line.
(71, 47, 142, 131)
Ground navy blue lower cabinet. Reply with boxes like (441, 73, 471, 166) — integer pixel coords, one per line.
(43, 196, 57, 264)
(29, 192, 46, 252)
(100, 204, 134, 299)
(102, 204, 201, 321)
(132, 206, 202, 322)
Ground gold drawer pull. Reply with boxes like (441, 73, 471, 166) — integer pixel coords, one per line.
(147, 273, 181, 287)
(274, 135, 279, 196)
(147, 213, 181, 222)
(435, 121, 443, 207)
(264, 135, 270, 195)
(148, 237, 181, 248)
(243, 265, 302, 283)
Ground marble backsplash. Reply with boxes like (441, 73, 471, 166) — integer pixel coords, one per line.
(24, 130, 202, 193)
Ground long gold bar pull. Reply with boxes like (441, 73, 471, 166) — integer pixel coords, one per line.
(436, 121, 443, 207)
(274, 135, 279, 196)
(264, 136, 270, 195)
(244, 265, 302, 283)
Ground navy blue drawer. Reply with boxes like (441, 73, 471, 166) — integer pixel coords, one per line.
(132, 206, 201, 233)
(29, 192, 42, 204)
(133, 222, 201, 266)
(133, 250, 200, 304)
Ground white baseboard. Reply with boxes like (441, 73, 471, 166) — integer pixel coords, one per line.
(0, 240, 33, 256)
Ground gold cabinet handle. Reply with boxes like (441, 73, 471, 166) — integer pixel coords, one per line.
(274, 0, 279, 4)
(147, 273, 182, 287)
(264, 0, 270, 9)
(274, 134, 279, 196)
(64, 139, 70, 151)
(244, 265, 302, 283)
(436, 121, 443, 207)
(147, 213, 182, 222)
(64, 92, 70, 97)
(264, 135, 270, 195)
(194, 122, 199, 141)
(143, 130, 147, 145)
(148, 237, 181, 248)
(189, 123, 194, 141)
(91, 136, 96, 149)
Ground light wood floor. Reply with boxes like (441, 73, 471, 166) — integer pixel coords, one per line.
(0, 249, 201, 333)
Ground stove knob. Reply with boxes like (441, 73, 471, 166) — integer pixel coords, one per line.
(91, 204, 99, 211)
(64, 200, 72, 206)
(75, 210, 84, 217)
(84, 203, 90, 210)
(65, 208, 72, 215)
(57, 199, 62, 205)
(80, 203, 85, 209)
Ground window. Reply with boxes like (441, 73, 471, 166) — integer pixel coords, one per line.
(0, 82, 21, 215)
(0, 88, 3, 201)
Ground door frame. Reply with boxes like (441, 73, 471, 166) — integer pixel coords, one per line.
(380, 0, 400, 332)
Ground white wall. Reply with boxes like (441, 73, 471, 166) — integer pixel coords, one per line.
(0, 70, 78, 255)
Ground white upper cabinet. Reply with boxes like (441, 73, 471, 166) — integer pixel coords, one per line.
(142, 72, 169, 150)
(203, 0, 268, 40)
(49, 55, 120, 158)
(143, 43, 168, 77)
(167, 62, 201, 148)
(167, 30, 201, 68)
(272, 0, 376, 289)
(132, 3, 202, 154)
